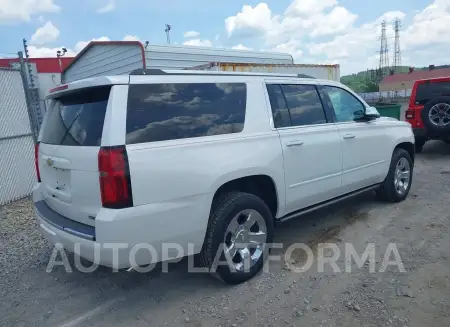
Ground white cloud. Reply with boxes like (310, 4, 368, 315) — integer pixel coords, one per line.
(97, 0, 115, 13)
(225, 3, 279, 39)
(271, 39, 303, 61)
(232, 44, 253, 50)
(225, 0, 356, 44)
(224, 0, 450, 75)
(123, 35, 140, 41)
(28, 45, 76, 58)
(31, 21, 60, 45)
(74, 36, 110, 52)
(27, 35, 142, 58)
(37, 15, 44, 23)
(0, 0, 60, 23)
(285, 0, 336, 16)
(183, 39, 213, 47)
(184, 31, 200, 38)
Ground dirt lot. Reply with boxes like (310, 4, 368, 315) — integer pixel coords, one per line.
(1, 141, 450, 327)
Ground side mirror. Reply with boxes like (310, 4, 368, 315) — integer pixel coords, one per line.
(365, 106, 381, 118)
(355, 106, 380, 121)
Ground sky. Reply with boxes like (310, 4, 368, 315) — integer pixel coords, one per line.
(0, 0, 448, 75)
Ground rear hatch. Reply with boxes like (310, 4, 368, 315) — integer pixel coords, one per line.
(37, 86, 111, 226)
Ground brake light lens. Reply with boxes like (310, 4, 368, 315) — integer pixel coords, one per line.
(35, 142, 41, 182)
(49, 84, 68, 93)
(405, 110, 415, 120)
(409, 82, 418, 108)
(98, 146, 133, 209)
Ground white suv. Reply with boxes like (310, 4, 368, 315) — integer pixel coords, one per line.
(34, 69, 415, 284)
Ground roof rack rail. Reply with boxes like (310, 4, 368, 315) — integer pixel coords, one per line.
(130, 69, 167, 75)
(129, 68, 316, 79)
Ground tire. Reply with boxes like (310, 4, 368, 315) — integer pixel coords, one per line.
(415, 137, 426, 153)
(199, 192, 274, 284)
(377, 148, 413, 202)
(421, 97, 450, 135)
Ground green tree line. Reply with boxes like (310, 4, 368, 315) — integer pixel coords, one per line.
(340, 65, 450, 93)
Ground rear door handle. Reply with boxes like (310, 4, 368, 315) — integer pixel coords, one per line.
(343, 134, 355, 139)
(285, 140, 304, 147)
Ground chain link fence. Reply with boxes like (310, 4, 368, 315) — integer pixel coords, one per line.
(359, 89, 412, 103)
(0, 63, 39, 205)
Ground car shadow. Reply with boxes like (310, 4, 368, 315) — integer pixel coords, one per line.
(419, 140, 450, 157)
(40, 192, 378, 302)
(4, 189, 390, 327)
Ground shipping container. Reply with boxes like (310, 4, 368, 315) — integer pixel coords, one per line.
(62, 41, 295, 83)
(189, 62, 340, 81)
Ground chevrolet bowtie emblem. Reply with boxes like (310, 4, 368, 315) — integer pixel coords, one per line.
(46, 158, 54, 167)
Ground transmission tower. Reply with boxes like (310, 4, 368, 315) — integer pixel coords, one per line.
(378, 20, 390, 81)
(393, 18, 402, 74)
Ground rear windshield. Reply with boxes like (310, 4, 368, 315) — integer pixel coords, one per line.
(416, 81, 450, 104)
(126, 83, 247, 144)
(40, 86, 111, 146)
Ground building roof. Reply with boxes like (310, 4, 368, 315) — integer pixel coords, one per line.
(0, 57, 74, 73)
(380, 67, 450, 84)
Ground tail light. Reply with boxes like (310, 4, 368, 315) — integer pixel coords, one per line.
(35, 142, 41, 182)
(98, 146, 133, 209)
(408, 82, 419, 108)
(405, 110, 415, 120)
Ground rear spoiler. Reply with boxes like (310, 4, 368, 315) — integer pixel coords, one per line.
(46, 76, 130, 99)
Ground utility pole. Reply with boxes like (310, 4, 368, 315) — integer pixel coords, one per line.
(18, 51, 37, 143)
(393, 18, 402, 74)
(378, 20, 390, 82)
(23, 38, 43, 131)
(165, 24, 171, 44)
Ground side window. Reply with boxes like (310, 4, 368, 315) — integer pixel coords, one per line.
(266, 84, 291, 128)
(280, 84, 327, 126)
(126, 83, 246, 144)
(322, 86, 365, 122)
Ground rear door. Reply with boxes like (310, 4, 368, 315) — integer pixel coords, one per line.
(37, 86, 112, 226)
(266, 83, 343, 213)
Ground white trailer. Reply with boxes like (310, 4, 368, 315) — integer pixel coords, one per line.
(62, 41, 294, 83)
(189, 62, 340, 82)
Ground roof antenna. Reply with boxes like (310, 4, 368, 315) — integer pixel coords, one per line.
(144, 41, 149, 49)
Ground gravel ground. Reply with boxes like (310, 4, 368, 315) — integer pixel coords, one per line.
(1, 141, 450, 327)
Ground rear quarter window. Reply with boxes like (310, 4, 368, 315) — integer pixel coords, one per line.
(40, 86, 110, 146)
(125, 83, 247, 144)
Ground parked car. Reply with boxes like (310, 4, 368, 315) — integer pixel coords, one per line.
(405, 76, 450, 152)
(34, 69, 415, 284)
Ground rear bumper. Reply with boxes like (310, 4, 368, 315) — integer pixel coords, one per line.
(33, 184, 209, 269)
(35, 200, 95, 241)
(412, 128, 428, 138)
(413, 128, 448, 140)
(35, 202, 132, 269)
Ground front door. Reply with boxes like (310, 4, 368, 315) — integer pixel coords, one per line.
(321, 85, 389, 193)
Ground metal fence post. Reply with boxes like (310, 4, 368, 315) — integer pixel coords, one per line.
(18, 51, 37, 144)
